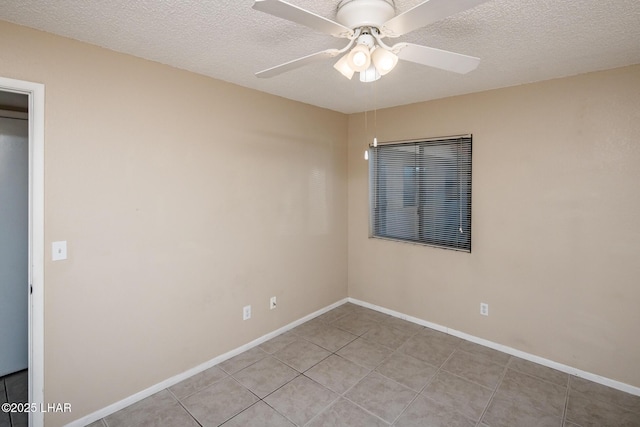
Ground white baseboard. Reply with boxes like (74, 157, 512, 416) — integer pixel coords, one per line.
(348, 297, 640, 397)
(66, 298, 348, 427)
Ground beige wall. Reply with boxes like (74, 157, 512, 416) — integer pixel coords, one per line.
(0, 21, 348, 425)
(348, 65, 640, 388)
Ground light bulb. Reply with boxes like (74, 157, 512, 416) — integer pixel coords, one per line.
(352, 51, 367, 67)
(364, 150, 369, 160)
(347, 44, 371, 72)
(373, 137, 378, 147)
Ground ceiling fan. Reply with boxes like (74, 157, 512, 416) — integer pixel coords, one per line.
(252, 0, 489, 82)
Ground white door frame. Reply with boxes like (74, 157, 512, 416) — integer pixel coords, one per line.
(0, 76, 45, 427)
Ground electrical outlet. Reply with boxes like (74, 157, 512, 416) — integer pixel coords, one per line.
(270, 296, 277, 310)
(243, 305, 251, 320)
(480, 303, 489, 316)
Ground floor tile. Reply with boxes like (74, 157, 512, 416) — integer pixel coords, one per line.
(0, 415, 9, 427)
(336, 337, 393, 370)
(232, 356, 298, 398)
(344, 371, 417, 423)
(264, 375, 338, 425)
(482, 393, 563, 427)
(305, 355, 370, 394)
(565, 389, 640, 427)
(422, 370, 493, 421)
(9, 412, 27, 427)
(570, 375, 640, 414)
(360, 323, 415, 350)
(457, 340, 511, 366)
(508, 357, 568, 387)
(106, 390, 199, 427)
(274, 339, 331, 372)
(3, 371, 28, 427)
(218, 346, 268, 374)
(380, 316, 424, 335)
(259, 332, 299, 354)
(398, 330, 460, 366)
(496, 368, 567, 416)
(168, 366, 227, 399)
(442, 349, 506, 389)
(299, 325, 358, 352)
(338, 302, 366, 313)
(419, 327, 462, 344)
(375, 351, 438, 392)
(306, 398, 388, 427)
(292, 318, 326, 336)
(4, 370, 27, 403)
(357, 308, 391, 323)
(394, 394, 475, 427)
(181, 376, 258, 426)
(0, 381, 9, 427)
(314, 305, 358, 324)
(221, 401, 295, 427)
(330, 313, 379, 336)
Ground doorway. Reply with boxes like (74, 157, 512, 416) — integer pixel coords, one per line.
(0, 78, 45, 427)
(0, 94, 29, 427)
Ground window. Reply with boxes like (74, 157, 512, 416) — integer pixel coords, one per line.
(369, 135, 472, 252)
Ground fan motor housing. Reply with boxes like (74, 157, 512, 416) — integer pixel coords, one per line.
(336, 0, 396, 29)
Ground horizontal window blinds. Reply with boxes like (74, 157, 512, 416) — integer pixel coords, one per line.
(370, 136, 472, 252)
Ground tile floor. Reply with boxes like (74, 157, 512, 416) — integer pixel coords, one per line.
(87, 303, 640, 426)
(0, 369, 28, 427)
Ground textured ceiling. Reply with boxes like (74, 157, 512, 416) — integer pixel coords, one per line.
(1, 0, 639, 113)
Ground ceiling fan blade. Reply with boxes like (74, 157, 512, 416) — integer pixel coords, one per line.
(381, 0, 489, 37)
(256, 49, 341, 78)
(394, 43, 480, 74)
(253, 0, 353, 38)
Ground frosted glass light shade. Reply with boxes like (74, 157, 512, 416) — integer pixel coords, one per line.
(333, 54, 354, 79)
(371, 47, 398, 75)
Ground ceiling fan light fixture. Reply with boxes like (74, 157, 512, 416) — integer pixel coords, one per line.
(252, 0, 486, 82)
(360, 63, 380, 82)
(347, 44, 371, 72)
(371, 46, 398, 75)
(333, 54, 355, 79)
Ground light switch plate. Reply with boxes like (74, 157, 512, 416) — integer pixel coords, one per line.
(52, 241, 67, 261)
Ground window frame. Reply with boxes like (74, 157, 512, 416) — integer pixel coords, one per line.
(368, 134, 472, 253)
